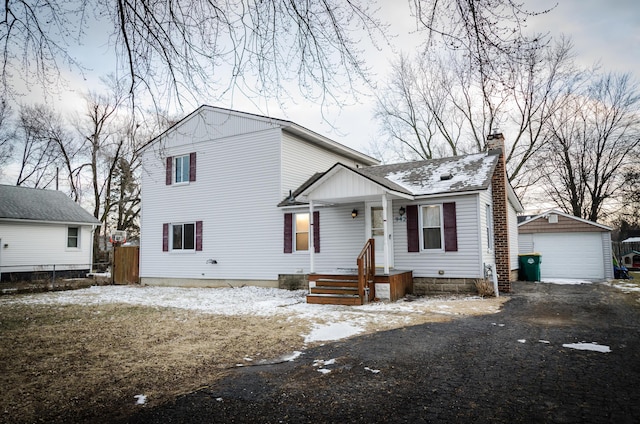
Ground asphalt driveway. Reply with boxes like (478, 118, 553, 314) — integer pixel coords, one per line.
(126, 281, 640, 424)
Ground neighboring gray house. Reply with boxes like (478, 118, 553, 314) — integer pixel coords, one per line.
(0, 185, 101, 281)
(139, 107, 522, 304)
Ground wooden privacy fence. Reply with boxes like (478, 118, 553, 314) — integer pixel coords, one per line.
(113, 246, 140, 284)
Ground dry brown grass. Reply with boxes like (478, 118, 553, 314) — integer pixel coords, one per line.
(0, 295, 507, 423)
(0, 303, 310, 423)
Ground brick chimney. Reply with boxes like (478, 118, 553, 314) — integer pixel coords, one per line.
(487, 133, 511, 293)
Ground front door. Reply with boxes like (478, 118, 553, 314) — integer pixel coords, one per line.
(366, 202, 393, 269)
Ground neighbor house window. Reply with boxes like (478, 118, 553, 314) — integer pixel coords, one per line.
(486, 204, 494, 250)
(174, 154, 190, 183)
(67, 227, 79, 248)
(295, 213, 309, 252)
(172, 223, 195, 250)
(420, 205, 443, 250)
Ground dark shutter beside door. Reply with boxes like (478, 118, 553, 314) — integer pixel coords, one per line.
(406, 205, 419, 252)
(313, 211, 320, 253)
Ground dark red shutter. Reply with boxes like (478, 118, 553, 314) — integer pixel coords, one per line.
(165, 157, 173, 185)
(443, 202, 458, 252)
(406, 205, 419, 252)
(313, 211, 320, 253)
(189, 152, 196, 182)
(284, 213, 293, 253)
(162, 223, 169, 251)
(195, 220, 203, 251)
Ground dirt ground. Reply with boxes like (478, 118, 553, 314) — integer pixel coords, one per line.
(0, 290, 509, 424)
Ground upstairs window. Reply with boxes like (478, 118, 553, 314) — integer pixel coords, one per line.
(174, 155, 190, 184)
(67, 227, 79, 248)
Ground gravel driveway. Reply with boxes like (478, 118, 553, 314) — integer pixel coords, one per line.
(126, 281, 640, 424)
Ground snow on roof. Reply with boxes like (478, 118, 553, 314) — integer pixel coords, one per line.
(622, 237, 640, 243)
(361, 152, 498, 196)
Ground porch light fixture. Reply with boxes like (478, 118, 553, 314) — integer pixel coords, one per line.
(399, 206, 406, 217)
(351, 209, 358, 219)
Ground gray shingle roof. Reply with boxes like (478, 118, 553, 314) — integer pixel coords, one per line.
(0, 185, 101, 224)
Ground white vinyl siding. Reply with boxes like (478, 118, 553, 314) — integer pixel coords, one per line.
(518, 233, 534, 255)
(393, 194, 482, 278)
(141, 127, 283, 281)
(281, 133, 369, 199)
(0, 221, 94, 273)
(478, 188, 494, 268)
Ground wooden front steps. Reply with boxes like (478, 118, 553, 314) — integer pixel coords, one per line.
(307, 274, 363, 305)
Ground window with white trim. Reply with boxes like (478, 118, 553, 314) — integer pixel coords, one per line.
(486, 204, 494, 250)
(172, 223, 195, 250)
(174, 155, 190, 184)
(67, 227, 79, 248)
(420, 205, 443, 250)
(294, 213, 309, 252)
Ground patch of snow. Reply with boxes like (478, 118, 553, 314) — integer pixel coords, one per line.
(313, 358, 336, 367)
(364, 367, 381, 374)
(517, 339, 526, 343)
(134, 394, 147, 405)
(304, 322, 363, 343)
(539, 340, 550, 344)
(216, 398, 223, 402)
(539, 279, 593, 285)
(317, 368, 332, 374)
(282, 351, 303, 362)
(562, 342, 611, 353)
(608, 281, 640, 293)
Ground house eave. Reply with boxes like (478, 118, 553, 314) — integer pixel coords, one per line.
(0, 218, 101, 227)
(517, 209, 612, 231)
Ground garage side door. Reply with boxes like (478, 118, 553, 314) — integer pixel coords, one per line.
(533, 232, 604, 280)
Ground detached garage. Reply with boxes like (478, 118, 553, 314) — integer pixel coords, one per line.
(518, 210, 613, 281)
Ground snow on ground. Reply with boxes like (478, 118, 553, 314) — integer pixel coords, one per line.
(0, 285, 499, 343)
(539, 279, 594, 285)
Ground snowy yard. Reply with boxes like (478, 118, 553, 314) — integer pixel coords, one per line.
(0, 285, 506, 423)
(1, 279, 634, 423)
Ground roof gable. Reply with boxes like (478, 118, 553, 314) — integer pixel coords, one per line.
(139, 105, 378, 165)
(0, 185, 100, 225)
(518, 209, 611, 233)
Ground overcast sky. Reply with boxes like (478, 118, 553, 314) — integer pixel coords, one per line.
(5, 0, 640, 182)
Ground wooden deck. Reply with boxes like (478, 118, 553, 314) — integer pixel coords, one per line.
(307, 269, 413, 305)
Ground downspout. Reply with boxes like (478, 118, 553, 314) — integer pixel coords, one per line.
(89, 224, 97, 274)
(309, 200, 315, 273)
(382, 193, 389, 274)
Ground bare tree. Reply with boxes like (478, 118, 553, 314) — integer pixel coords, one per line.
(0, 99, 14, 174)
(15, 104, 80, 196)
(1, 1, 387, 111)
(373, 37, 575, 194)
(538, 72, 640, 222)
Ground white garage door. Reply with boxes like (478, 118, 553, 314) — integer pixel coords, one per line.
(533, 232, 604, 280)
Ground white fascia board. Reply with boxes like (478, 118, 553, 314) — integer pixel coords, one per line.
(0, 218, 100, 227)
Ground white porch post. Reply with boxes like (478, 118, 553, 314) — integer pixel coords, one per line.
(382, 193, 390, 274)
(309, 200, 315, 273)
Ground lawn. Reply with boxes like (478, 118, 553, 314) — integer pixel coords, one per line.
(0, 285, 507, 423)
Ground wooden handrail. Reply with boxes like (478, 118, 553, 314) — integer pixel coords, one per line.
(357, 238, 375, 303)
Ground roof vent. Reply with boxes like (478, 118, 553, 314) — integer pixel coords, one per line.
(548, 214, 558, 224)
(440, 173, 453, 181)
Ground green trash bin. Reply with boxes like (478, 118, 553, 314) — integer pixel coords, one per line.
(518, 253, 542, 281)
